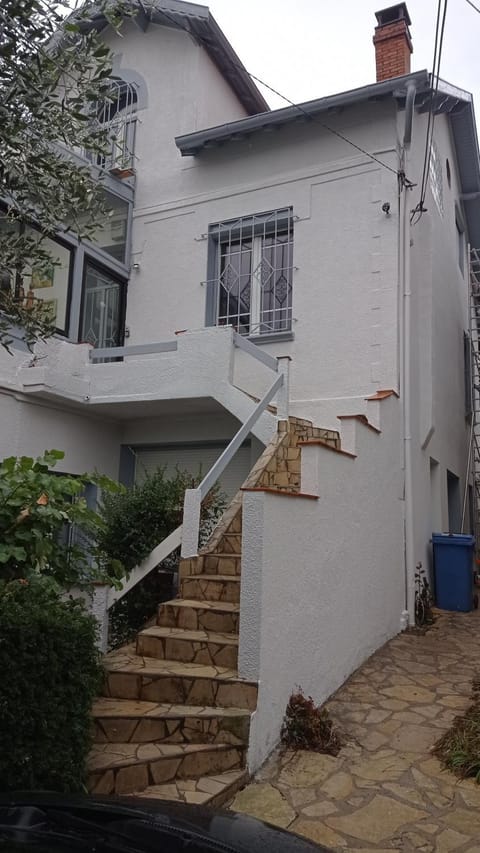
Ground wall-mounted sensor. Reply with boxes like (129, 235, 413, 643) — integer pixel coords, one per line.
(382, 202, 391, 215)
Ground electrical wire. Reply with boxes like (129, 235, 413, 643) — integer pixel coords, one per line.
(152, 4, 412, 184)
(411, 0, 448, 224)
(465, 0, 480, 13)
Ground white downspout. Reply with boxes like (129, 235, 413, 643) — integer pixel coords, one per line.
(400, 82, 417, 627)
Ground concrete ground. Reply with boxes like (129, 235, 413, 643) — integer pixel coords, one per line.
(231, 610, 480, 851)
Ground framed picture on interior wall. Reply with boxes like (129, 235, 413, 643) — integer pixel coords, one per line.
(31, 264, 54, 290)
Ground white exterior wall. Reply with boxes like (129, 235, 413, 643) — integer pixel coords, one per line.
(127, 101, 401, 428)
(406, 111, 470, 583)
(0, 391, 120, 477)
(239, 395, 404, 771)
(102, 21, 248, 215)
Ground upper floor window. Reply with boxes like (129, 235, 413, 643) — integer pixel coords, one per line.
(456, 214, 465, 276)
(208, 208, 294, 338)
(88, 79, 137, 173)
(429, 139, 444, 216)
(0, 216, 72, 335)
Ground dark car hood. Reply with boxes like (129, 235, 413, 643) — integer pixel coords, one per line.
(0, 793, 329, 853)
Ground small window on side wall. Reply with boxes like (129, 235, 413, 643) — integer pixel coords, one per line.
(456, 215, 465, 276)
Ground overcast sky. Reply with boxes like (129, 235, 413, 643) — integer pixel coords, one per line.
(206, 0, 479, 115)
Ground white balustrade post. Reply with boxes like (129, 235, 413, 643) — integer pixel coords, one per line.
(181, 488, 202, 558)
(91, 583, 109, 653)
(276, 356, 291, 420)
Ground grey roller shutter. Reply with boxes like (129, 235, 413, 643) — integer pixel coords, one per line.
(135, 443, 251, 501)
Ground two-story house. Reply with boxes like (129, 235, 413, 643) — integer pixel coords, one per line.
(1, 1, 479, 801)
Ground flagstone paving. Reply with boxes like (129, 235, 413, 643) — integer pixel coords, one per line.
(231, 609, 480, 851)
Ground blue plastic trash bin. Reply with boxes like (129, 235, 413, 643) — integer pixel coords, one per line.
(432, 533, 475, 612)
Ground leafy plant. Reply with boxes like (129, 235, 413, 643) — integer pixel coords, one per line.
(0, 449, 124, 588)
(100, 466, 227, 648)
(97, 466, 226, 574)
(108, 568, 176, 651)
(281, 688, 342, 755)
(0, 577, 103, 792)
(0, 0, 127, 351)
(434, 678, 480, 782)
(415, 562, 434, 627)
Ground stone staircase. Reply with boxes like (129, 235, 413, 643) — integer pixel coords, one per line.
(88, 417, 340, 806)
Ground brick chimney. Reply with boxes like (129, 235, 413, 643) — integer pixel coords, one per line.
(373, 3, 413, 82)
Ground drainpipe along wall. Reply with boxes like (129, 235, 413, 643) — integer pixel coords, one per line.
(400, 82, 417, 625)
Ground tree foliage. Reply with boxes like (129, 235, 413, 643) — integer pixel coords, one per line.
(0, 0, 123, 350)
(0, 449, 124, 588)
(0, 577, 104, 792)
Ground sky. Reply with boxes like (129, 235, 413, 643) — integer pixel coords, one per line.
(206, 0, 480, 114)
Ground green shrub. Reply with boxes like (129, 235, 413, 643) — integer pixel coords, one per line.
(0, 450, 124, 588)
(281, 688, 342, 755)
(433, 678, 480, 781)
(98, 466, 226, 573)
(108, 568, 175, 650)
(0, 578, 103, 792)
(100, 466, 227, 649)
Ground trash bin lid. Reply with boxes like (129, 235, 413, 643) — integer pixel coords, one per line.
(432, 533, 475, 546)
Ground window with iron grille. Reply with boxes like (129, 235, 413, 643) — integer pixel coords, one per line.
(87, 79, 137, 173)
(206, 208, 294, 337)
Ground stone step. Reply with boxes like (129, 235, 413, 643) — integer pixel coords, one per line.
(180, 574, 241, 604)
(130, 769, 249, 808)
(158, 599, 239, 634)
(92, 697, 250, 746)
(88, 742, 245, 796)
(104, 650, 257, 710)
(203, 553, 242, 576)
(210, 533, 242, 555)
(136, 625, 238, 668)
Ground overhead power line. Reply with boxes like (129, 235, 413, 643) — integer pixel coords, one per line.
(153, 5, 413, 186)
(465, 0, 480, 13)
(411, 0, 448, 225)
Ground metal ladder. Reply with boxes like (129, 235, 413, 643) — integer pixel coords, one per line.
(466, 247, 480, 550)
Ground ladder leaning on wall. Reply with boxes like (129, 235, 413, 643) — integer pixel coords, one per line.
(466, 247, 480, 550)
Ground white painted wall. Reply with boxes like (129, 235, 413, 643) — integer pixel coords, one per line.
(101, 19, 248, 216)
(127, 100, 401, 428)
(406, 110, 470, 586)
(0, 390, 120, 477)
(239, 395, 404, 771)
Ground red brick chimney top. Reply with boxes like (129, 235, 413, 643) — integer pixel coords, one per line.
(373, 3, 413, 82)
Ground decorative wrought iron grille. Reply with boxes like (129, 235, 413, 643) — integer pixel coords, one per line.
(209, 207, 294, 336)
(86, 80, 137, 172)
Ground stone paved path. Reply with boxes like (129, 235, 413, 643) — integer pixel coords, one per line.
(231, 610, 480, 851)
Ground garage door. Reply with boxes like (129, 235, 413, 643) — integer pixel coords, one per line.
(135, 442, 252, 501)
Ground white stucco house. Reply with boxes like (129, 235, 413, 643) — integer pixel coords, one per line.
(1, 1, 479, 799)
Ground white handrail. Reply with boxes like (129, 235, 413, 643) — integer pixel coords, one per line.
(106, 524, 182, 609)
(181, 371, 284, 557)
(233, 330, 279, 373)
(90, 340, 178, 361)
(200, 373, 283, 497)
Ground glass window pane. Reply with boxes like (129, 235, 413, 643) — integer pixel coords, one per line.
(79, 191, 129, 264)
(81, 262, 123, 349)
(26, 236, 71, 334)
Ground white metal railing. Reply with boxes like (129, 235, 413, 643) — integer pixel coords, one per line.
(88, 328, 290, 649)
(181, 366, 287, 558)
(89, 339, 178, 361)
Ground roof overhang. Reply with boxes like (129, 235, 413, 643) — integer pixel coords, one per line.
(72, 0, 269, 116)
(175, 70, 431, 155)
(175, 69, 480, 250)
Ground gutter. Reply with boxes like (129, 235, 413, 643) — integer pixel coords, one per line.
(176, 70, 430, 156)
(400, 81, 417, 627)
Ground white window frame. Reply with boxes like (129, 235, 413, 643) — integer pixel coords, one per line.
(206, 207, 294, 340)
